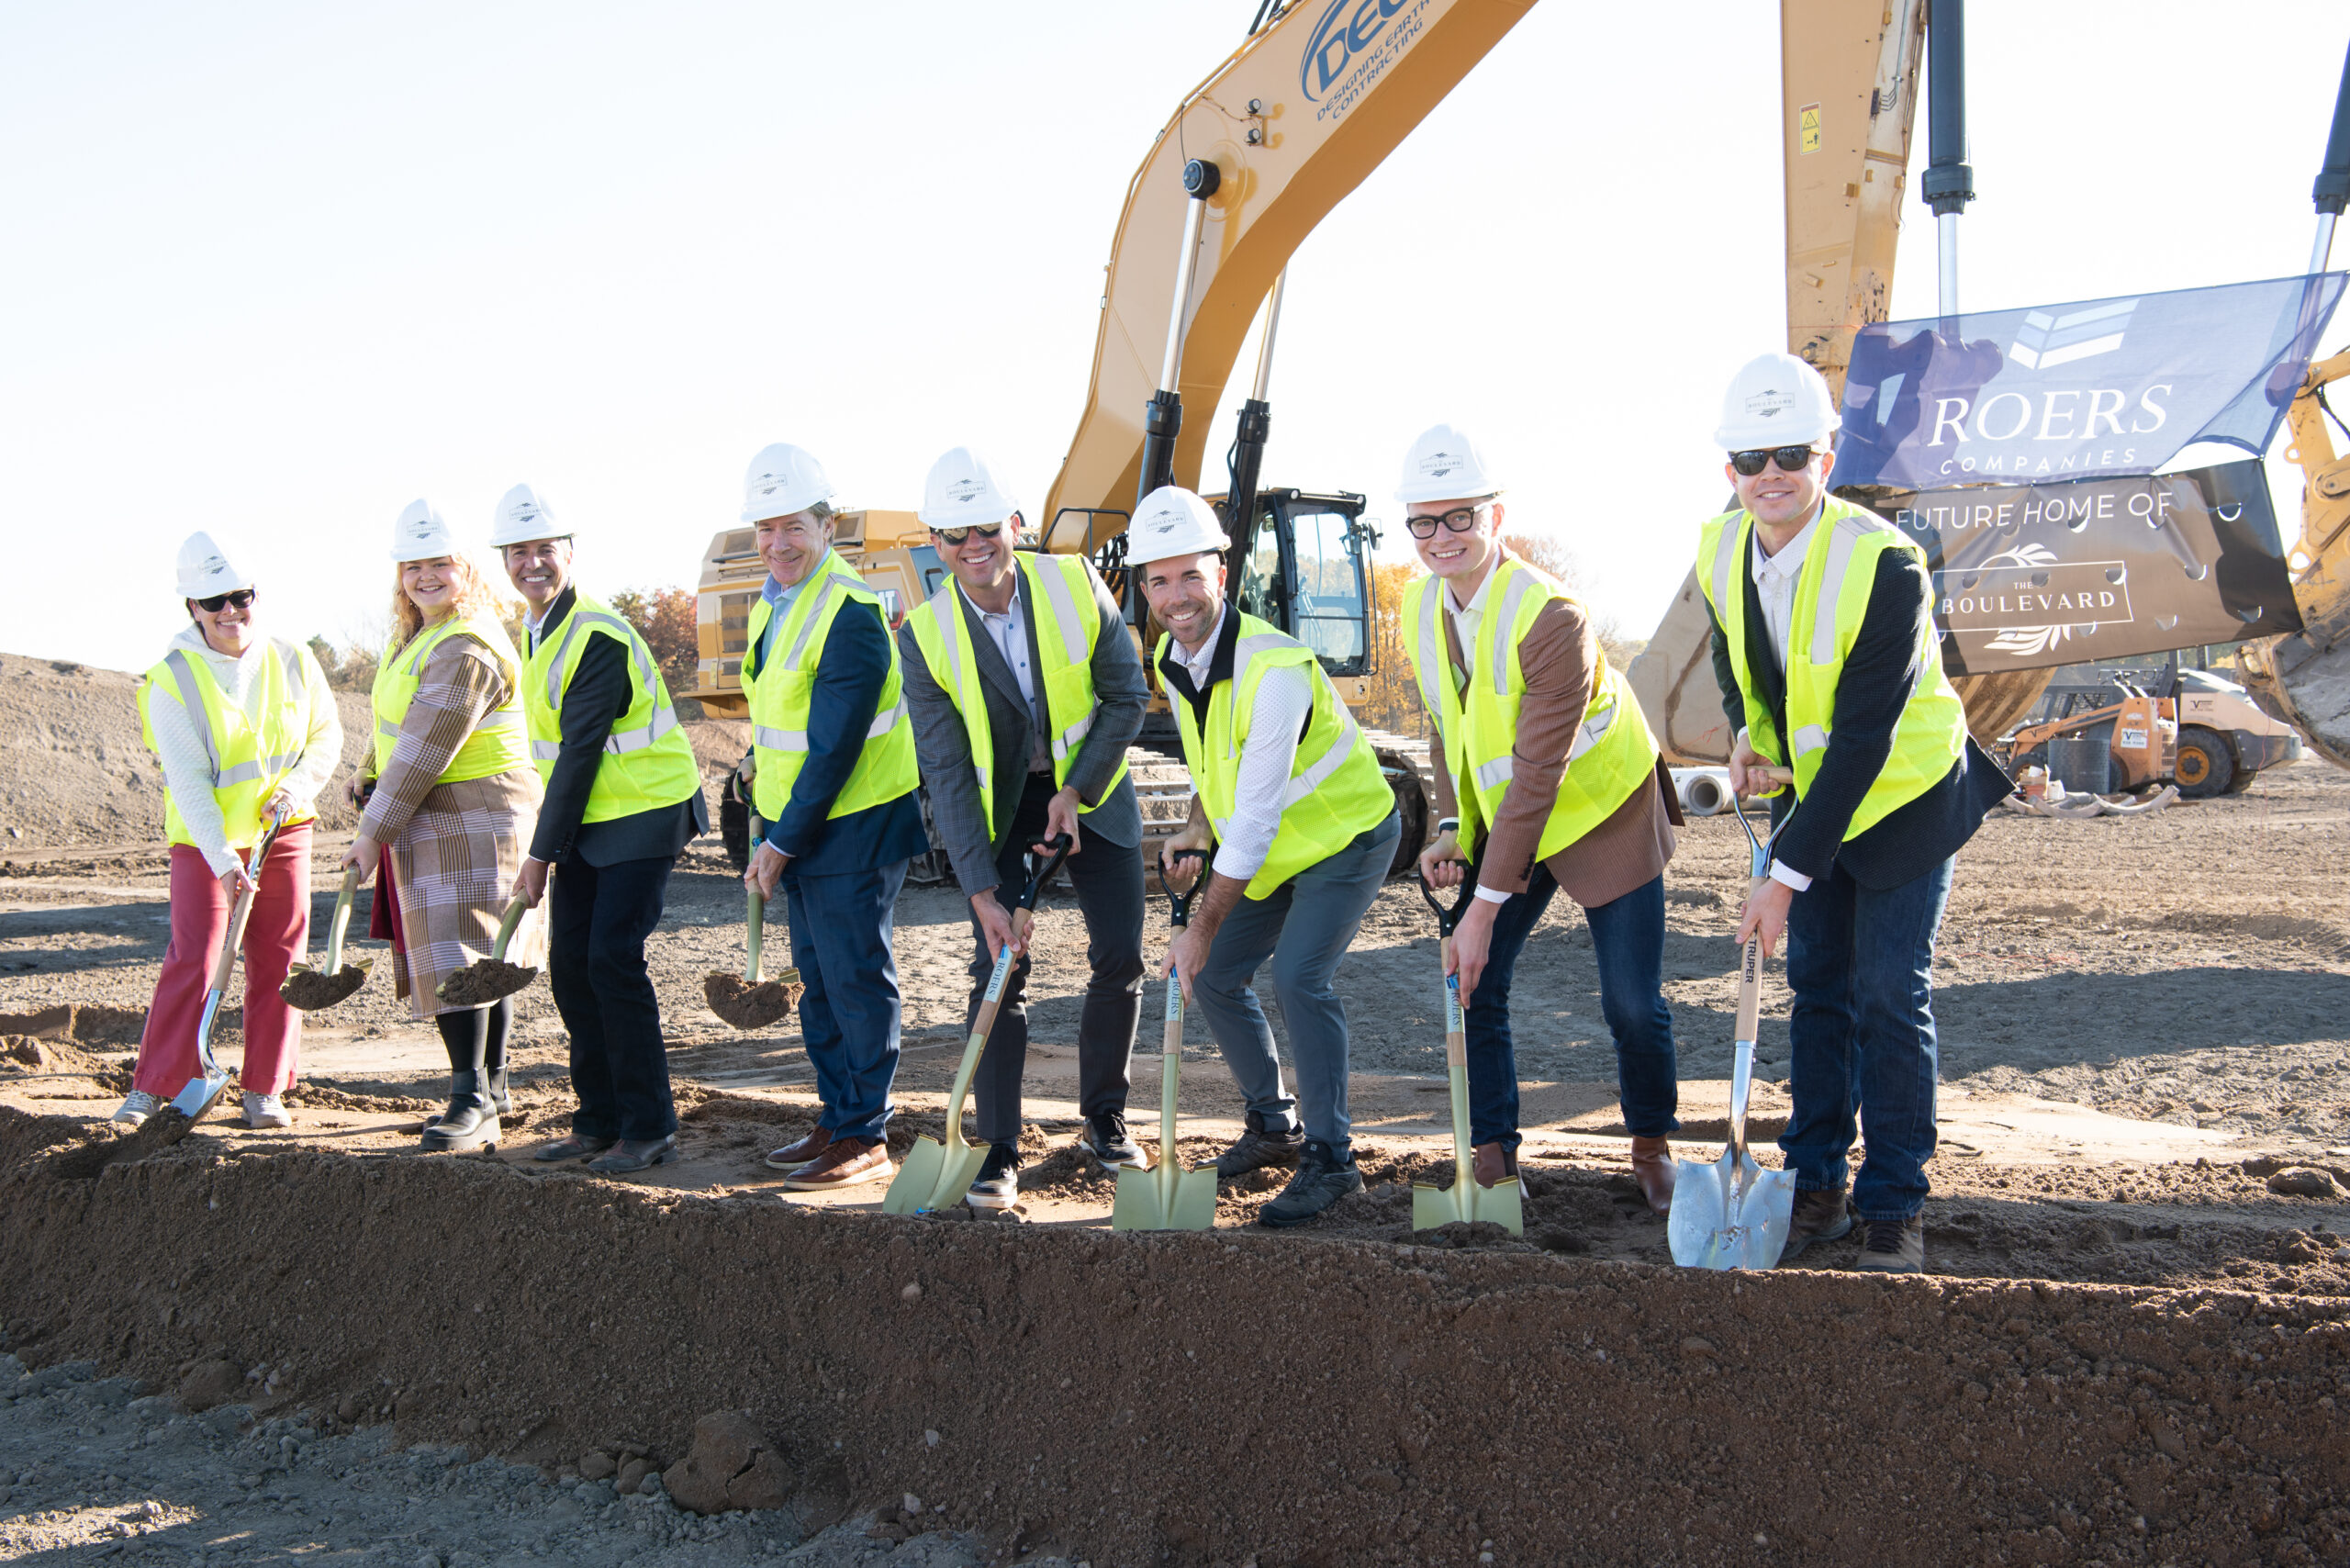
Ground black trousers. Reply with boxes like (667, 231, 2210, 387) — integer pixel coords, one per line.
(968, 773, 1146, 1145)
(549, 851, 678, 1142)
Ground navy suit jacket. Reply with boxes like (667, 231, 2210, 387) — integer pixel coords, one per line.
(749, 585, 927, 878)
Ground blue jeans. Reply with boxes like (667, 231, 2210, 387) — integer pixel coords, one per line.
(1777, 855, 1953, 1222)
(1191, 810, 1401, 1149)
(1464, 868, 1679, 1148)
(783, 859, 908, 1144)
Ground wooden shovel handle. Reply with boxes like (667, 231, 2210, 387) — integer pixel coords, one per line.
(1734, 879, 1763, 1042)
(1750, 764, 1795, 789)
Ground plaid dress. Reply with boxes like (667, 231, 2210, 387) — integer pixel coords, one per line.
(359, 630, 544, 1020)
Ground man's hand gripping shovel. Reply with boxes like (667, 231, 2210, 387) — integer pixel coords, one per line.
(1667, 774, 1798, 1271)
(1112, 848, 1219, 1232)
(1410, 866, 1524, 1237)
(172, 809, 289, 1121)
(884, 833, 1073, 1215)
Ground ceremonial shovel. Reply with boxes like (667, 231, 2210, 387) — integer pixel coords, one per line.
(434, 893, 540, 1007)
(883, 833, 1072, 1215)
(172, 812, 286, 1120)
(1111, 848, 1219, 1232)
(706, 813, 802, 1030)
(1410, 867, 1524, 1237)
(279, 867, 371, 1011)
(1667, 782, 1797, 1271)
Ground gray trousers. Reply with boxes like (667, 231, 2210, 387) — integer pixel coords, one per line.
(967, 775, 1146, 1145)
(1190, 809, 1400, 1149)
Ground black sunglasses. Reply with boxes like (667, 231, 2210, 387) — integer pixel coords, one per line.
(933, 522, 1007, 545)
(196, 589, 256, 612)
(1728, 445, 1820, 477)
(1404, 504, 1489, 540)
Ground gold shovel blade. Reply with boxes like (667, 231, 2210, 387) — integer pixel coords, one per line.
(1411, 1175, 1526, 1236)
(1111, 1161, 1219, 1232)
(881, 1133, 989, 1215)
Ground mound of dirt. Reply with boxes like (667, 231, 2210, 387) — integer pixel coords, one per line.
(2, 1107, 2345, 1568)
(0, 1036, 130, 1094)
(278, 962, 370, 1012)
(0, 1002, 146, 1046)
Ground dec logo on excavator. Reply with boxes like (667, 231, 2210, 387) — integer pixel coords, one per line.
(1301, 0, 1421, 111)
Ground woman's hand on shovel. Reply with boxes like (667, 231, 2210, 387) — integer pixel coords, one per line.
(341, 834, 382, 887)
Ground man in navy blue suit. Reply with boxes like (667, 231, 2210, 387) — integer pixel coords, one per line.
(735, 443, 929, 1192)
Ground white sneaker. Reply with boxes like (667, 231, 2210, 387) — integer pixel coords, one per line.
(241, 1092, 292, 1129)
(112, 1090, 162, 1126)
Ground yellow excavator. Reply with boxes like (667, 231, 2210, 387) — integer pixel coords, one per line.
(688, 0, 2350, 871)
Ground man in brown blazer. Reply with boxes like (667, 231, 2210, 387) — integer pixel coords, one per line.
(1401, 424, 1688, 1212)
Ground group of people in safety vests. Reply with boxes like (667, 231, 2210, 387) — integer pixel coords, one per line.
(120, 352, 2005, 1268)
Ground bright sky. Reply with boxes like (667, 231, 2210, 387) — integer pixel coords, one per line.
(7, 1, 2348, 670)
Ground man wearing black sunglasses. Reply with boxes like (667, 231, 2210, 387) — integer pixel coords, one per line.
(898, 447, 1149, 1208)
(1696, 353, 2010, 1274)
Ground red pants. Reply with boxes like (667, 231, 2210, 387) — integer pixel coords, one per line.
(133, 825, 312, 1098)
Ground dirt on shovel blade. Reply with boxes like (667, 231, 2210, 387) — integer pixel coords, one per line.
(435, 960, 538, 1008)
(279, 965, 367, 1011)
(704, 971, 802, 1029)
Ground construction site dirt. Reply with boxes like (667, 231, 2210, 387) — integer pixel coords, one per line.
(2, 698, 2349, 1562)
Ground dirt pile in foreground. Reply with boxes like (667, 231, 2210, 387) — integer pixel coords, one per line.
(2, 1108, 2345, 1566)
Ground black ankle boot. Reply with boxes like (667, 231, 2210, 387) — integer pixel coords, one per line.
(420, 1070, 499, 1152)
(482, 999, 512, 1114)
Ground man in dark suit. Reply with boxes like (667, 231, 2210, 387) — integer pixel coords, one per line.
(736, 443, 929, 1193)
(897, 447, 1149, 1211)
(494, 484, 708, 1176)
(1697, 353, 2011, 1274)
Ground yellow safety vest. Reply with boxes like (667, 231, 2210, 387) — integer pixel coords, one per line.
(904, 553, 1129, 840)
(1159, 610, 1393, 900)
(138, 640, 319, 850)
(371, 614, 533, 784)
(1695, 497, 1967, 839)
(741, 550, 917, 825)
(1404, 558, 1658, 866)
(521, 591, 702, 823)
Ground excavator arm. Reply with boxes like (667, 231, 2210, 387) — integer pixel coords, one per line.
(1039, 0, 1539, 552)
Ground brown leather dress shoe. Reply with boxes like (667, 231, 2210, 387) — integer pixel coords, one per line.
(781, 1137, 891, 1192)
(1630, 1136, 1675, 1214)
(765, 1125, 833, 1170)
(1472, 1141, 1518, 1188)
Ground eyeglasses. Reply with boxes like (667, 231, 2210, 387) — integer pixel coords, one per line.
(196, 589, 256, 612)
(1404, 505, 1489, 540)
(934, 522, 1008, 545)
(1728, 445, 1820, 477)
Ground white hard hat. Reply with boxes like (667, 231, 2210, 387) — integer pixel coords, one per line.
(1126, 486, 1227, 568)
(1712, 353, 1841, 450)
(919, 446, 1021, 530)
(487, 483, 566, 549)
(175, 532, 251, 599)
(742, 443, 834, 524)
(1395, 423, 1501, 504)
(389, 498, 464, 563)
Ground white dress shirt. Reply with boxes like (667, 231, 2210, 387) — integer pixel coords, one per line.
(963, 580, 1050, 773)
(1171, 605, 1312, 883)
(1745, 505, 1824, 894)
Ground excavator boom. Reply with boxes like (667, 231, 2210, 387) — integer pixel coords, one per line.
(1039, 0, 1539, 551)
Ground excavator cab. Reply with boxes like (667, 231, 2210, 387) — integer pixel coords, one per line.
(1224, 488, 1377, 679)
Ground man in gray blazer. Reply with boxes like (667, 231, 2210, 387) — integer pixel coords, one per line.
(898, 448, 1150, 1210)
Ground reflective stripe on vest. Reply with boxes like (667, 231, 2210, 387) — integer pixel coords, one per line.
(904, 553, 1126, 840)
(139, 640, 318, 850)
(519, 594, 699, 823)
(1695, 498, 1968, 839)
(1403, 559, 1656, 866)
(742, 552, 918, 826)
(371, 614, 532, 784)
(1162, 612, 1392, 901)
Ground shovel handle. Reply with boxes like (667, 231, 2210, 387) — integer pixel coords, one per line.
(487, 893, 530, 962)
(322, 866, 360, 974)
(1418, 864, 1479, 937)
(207, 812, 285, 991)
(1735, 877, 1764, 1043)
(1750, 764, 1795, 789)
(1162, 847, 1206, 928)
(744, 810, 767, 983)
(1016, 833, 1073, 913)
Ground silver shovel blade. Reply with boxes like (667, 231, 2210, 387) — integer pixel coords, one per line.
(1670, 1149, 1798, 1271)
(1667, 1148, 1734, 1266)
(1736, 1162, 1798, 1270)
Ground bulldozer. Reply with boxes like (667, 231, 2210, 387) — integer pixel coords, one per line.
(687, 0, 2350, 876)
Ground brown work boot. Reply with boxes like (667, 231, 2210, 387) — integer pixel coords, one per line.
(1780, 1185, 1854, 1262)
(765, 1125, 833, 1170)
(1853, 1215, 1925, 1274)
(1472, 1141, 1518, 1188)
(781, 1137, 890, 1192)
(1629, 1136, 1675, 1214)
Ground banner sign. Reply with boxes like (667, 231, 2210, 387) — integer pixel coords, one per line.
(1865, 460, 2303, 674)
(1831, 274, 2346, 490)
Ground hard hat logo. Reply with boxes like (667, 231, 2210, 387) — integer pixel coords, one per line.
(1126, 486, 1226, 566)
(1395, 424, 1499, 503)
(947, 478, 987, 505)
(1713, 353, 1840, 451)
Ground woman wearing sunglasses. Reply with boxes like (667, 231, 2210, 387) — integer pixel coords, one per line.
(118, 533, 344, 1130)
(344, 500, 543, 1153)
